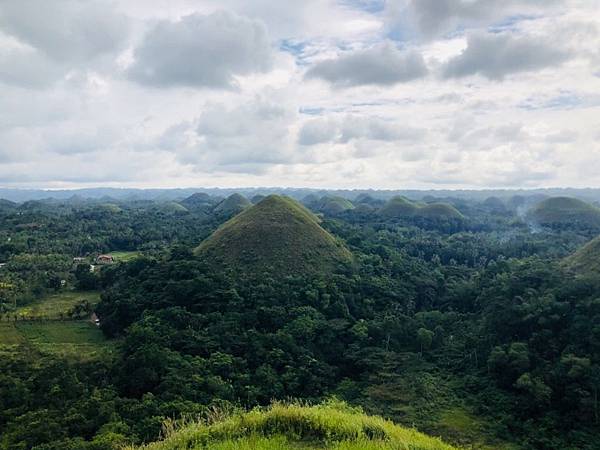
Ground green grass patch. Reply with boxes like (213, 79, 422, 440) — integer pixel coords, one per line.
(128, 400, 457, 450)
(0, 321, 112, 360)
(17, 290, 100, 319)
(0, 322, 26, 345)
(109, 251, 141, 262)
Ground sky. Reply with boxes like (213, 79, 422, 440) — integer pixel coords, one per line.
(0, 0, 599, 190)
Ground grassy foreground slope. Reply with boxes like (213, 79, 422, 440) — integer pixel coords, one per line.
(129, 401, 457, 450)
(195, 195, 353, 277)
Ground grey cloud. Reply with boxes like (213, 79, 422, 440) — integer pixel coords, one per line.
(159, 99, 296, 173)
(340, 116, 425, 142)
(305, 43, 427, 87)
(443, 32, 570, 80)
(298, 119, 338, 145)
(299, 115, 426, 146)
(0, 0, 129, 62)
(387, 0, 562, 39)
(128, 11, 273, 89)
(0, 49, 63, 88)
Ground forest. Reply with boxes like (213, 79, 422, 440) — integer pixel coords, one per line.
(1, 191, 599, 450)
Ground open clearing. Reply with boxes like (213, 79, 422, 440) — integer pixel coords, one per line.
(0, 320, 112, 359)
(109, 250, 141, 262)
(17, 290, 100, 319)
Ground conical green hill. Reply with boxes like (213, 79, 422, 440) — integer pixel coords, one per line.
(530, 197, 600, 227)
(194, 195, 352, 277)
(213, 193, 251, 216)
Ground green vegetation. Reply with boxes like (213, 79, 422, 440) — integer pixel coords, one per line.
(16, 290, 100, 319)
(109, 251, 142, 262)
(0, 321, 110, 358)
(213, 193, 252, 217)
(379, 197, 464, 220)
(130, 401, 456, 450)
(195, 195, 353, 277)
(564, 235, 600, 276)
(2, 192, 600, 450)
(529, 196, 600, 228)
(317, 196, 355, 215)
(157, 202, 189, 213)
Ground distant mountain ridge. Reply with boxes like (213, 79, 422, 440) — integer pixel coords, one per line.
(3, 187, 600, 203)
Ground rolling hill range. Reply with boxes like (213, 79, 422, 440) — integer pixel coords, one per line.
(564, 235, 600, 277)
(379, 196, 464, 220)
(529, 197, 600, 228)
(128, 401, 457, 450)
(194, 195, 353, 277)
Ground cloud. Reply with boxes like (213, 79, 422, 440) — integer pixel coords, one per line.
(298, 118, 338, 145)
(0, 48, 63, 88)
(299, 115, 425, 146)
(442, 32, 570, 80)
(385, 0, 563, 39)
(159, 98, 297, 172)
(128, 11, 274, 89)
(305, 42, 427, 87)
(0, 0, 129, 62)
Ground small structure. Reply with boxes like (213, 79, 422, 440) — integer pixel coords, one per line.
(96, 254, 114, 265)
(73, 257, 86, 263)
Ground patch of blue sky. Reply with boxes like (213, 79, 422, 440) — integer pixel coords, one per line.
(299, 107, 325, 116)
(337, 0, 385, 14)
(280, 39, 307, 58)
(488, 14, 540, 33)
(518, 92, 584, 111)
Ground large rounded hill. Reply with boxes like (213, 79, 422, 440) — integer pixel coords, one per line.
(194, 195, 353, 277)
(529, 197, 600, 228)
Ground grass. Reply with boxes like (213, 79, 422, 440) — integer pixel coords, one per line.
(16, 290, 100, 319)
(195, 195, 353, 277)
(0, 320, 112, 359)
(128, 401, 458, 450)
(109, 251, 141, 262)
(0, 322, 25, 345)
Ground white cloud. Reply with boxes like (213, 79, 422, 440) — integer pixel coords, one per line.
(0, 0, 598, 189)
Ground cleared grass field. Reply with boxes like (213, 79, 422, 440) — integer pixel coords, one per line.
(17, 290, 100, 319)
(0, 322, 25, 345)
(110, 251, 141, 262)
(0, 320, 112, 359)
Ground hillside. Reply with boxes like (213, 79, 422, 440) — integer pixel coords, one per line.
(213, 193, 252, 217)
(194, 195, 352, 277)
(180, 192, 214, 210)
(156, 201, 189, 213)
(529, 197, 600, 228)
(128, 401, 457, 450)
(564, 235, 600, 277)
(379, 197, 464, 220)
(317, 196, 355, 214)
